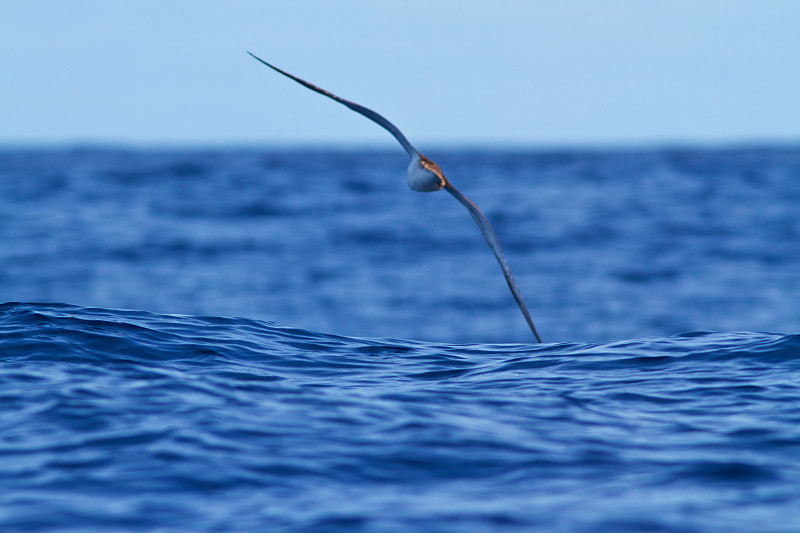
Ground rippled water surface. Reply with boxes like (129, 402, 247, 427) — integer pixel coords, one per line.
(1, 147, 799, 531)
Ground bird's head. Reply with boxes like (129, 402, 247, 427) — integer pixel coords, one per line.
(407, 154, 447, 192)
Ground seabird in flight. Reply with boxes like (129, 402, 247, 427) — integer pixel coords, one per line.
(248, 52, 542, 343)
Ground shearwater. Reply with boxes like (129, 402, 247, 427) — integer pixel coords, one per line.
(248, 52, 542, 342)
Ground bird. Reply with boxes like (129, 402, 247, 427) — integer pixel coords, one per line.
(248, 52, 542, 343)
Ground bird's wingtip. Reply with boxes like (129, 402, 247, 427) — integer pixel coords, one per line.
(247, 51, 271, 68)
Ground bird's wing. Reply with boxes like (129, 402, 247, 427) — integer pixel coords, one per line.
(248, 52, 418, 158)
(444, 183, 543, 342)
(250, 52, 542, 342)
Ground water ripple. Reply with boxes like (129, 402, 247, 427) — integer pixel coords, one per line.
(2, 303, 800, 531)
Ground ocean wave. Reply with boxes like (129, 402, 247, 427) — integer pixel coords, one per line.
(2, 302, 799, 531)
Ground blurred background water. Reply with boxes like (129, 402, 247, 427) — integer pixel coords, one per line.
(1, 146, 800, 532)
(2, 146, 798, 343)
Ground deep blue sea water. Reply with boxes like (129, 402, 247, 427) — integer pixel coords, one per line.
(1, 147, 799, 531)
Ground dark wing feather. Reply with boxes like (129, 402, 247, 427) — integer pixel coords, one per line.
(445, 183, 543, 342)
(248, 52, 418, 157)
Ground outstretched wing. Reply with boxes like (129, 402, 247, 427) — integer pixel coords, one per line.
(248, 52, 418, 158)
(250, 52, 542, 342)
(444, 183, 543, 342)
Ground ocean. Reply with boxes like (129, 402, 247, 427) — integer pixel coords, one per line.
(1, 146, 799, 531)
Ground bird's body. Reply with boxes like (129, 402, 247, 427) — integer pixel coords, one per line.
(407, 154, 446, 192)
(249, 52, 542, 343)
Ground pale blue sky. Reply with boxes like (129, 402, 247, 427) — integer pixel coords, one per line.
(2, 1, 799, 147)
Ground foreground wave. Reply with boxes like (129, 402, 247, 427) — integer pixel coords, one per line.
(2, 302, 799, 532)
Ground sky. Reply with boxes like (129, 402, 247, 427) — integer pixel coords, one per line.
(2, 1, 799, 148)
